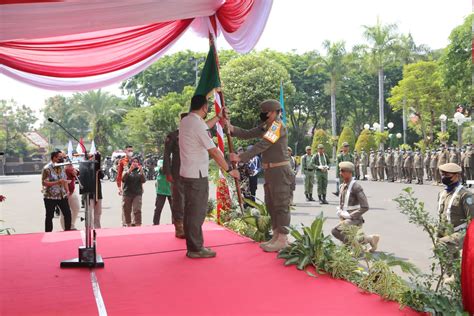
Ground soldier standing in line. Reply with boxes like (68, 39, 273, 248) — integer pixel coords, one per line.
(424, 149, 432, 181)
(354, 150, 360, 180)
(386, 148, 395, 182)
(360, 148, 368, 181)
(398, 149, 406, 182)
(331, 162, 380, 252)
(430, 149, 440, 185)
(461, 147, 466, 185)
(437, 145, 449, 185)
(333, 142, 354, 196)
(376, 150, 385, 181)
(449, 146, 460, 164)
(393, 148, 400, 182)
(436, 163, 474, 283)
(288, 147, 297, 206)
(369, 149, 377, 181)
(312, 144, 330, 204)
(301, 146, 316, 202)
(414, 149, 424, 184)
(403, 150, 413, 184)
(464, 144, 473, 188)
(228, 99, 295, 252)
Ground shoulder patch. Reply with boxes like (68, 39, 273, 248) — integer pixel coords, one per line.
(466, 196, 473, 205)
(263, 121, 282, 143)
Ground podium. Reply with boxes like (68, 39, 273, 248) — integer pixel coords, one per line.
(61, 160, 104, 268)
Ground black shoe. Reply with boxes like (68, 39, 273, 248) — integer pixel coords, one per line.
(332, 192, 339, 197)
(318, 195, 323, 203)
(186, 247, 216, 259)
(322, 195, 329, 204)
(305, 194, 310, 202)
(309, 194, 316, 202)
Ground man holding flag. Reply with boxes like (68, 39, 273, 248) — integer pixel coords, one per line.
(228, 100, 294, 252)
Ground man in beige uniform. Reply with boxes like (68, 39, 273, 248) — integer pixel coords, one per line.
(331, 162, 380, 252)
(229, 99, 294, 252)
(414, 150, 424, 184)
(437, 163, 474, 282)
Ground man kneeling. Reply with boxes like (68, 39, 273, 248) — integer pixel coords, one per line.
(331, 161, 380, 252)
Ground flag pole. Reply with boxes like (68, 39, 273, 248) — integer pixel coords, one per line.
(209, 33, 245, 215)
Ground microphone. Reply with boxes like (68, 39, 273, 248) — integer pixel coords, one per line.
(47, 117, 88, 158)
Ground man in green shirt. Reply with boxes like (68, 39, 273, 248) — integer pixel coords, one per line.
(153, 159, 172, 225)
(301, 146, 315, 201)
(333, 142, 354, 197)
(312, 144, 329, 204)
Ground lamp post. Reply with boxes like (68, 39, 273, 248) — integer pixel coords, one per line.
(189, 57, 205, 87)
(453, 112, 471, 147)
(365, 122, 394, 149)
(439, 114, 447, 133)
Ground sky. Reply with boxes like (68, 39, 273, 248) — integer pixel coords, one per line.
(0, 0, 471, 120)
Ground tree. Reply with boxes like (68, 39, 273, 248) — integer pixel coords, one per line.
(362, 18, 399, 145)
(440, 14, 473, 106)
(221, 53, 295, 130)
(337, 126, 356, 152)
(69, 90, 126, 151)
(311, 129, 332, 158)
(0, 99, 37, 156)
(307, 40, 346, 157)
(388, 61, 448, 146)
(355, 129, 377, 153)
(123, 86, 194, 154)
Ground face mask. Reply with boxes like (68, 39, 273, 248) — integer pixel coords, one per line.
(441, 175, 455, 186)
(259, 112, 268, 122)
(127, 151, 133, 158)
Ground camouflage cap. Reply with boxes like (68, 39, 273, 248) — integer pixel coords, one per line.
(439, 163, 462, 174)
(305, 146, 311, 151)
(339, 161, 355, 172)
(260, 99, 281, 112)
(342, 142, 349, 147)
(317, 144, 324, 149)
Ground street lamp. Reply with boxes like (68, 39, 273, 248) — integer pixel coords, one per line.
(387, 122, 394, 129)
(439, 114, 447, 133)
(396, 133, 402, 139)
(453, 112, 472, 147)
(364, 124, 370, 130)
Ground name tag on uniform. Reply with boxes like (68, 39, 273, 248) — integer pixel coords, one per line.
(264, 121, 282, 144)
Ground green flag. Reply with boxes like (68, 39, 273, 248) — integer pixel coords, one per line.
(194, 43, 221, 97)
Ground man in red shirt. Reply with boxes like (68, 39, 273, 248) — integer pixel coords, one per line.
(117, 145, 134, 195)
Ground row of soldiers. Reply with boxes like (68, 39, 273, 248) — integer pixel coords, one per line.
(353, 144, 473, 186)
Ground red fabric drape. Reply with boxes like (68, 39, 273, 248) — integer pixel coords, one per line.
(0, 19, 193, 77)
(462, 222, 474, 314)
(216, 0, 254, 33)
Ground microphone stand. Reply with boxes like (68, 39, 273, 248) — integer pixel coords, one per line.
(49, 118, 104, 268)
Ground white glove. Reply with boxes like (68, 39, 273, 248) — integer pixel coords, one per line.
(336, 208, 342, 217)
(340, 211, 351, 220)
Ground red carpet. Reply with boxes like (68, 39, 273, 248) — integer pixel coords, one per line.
(1, 223, 420, 315)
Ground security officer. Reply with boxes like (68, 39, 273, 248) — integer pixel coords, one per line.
(331, 161, 380, 252)
(424, 150, 432, 181)
(403, 150, 413, 184)
(369, 149, 377, 181)
(354, 150, 360, 180)
(334, 142, 354, 196)
(464, 144, 473, 188)
(398, 149, 405, 182)
(385, 148, 394, 182)
(162, 113, 188, 238)
(437, 145, 449, 184)
(430, 149, 439, 185)
(312, 144, 329, 204)
(288, 147, 297, 206)
(360, 148, 368, 181)
(376, 150, 385, 181)
(301, 146, 316, 201)
(449, 146, 460, 164)
(436, 163, 474, 282)
(414, 149, 424, 184)
(393, 148, 400, 182)
(228, 99, 295, 252)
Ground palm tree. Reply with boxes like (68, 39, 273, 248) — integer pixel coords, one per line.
(70, 90, 126, 150)
(307, 40, 346, 158)
(362, 18, 399, 148)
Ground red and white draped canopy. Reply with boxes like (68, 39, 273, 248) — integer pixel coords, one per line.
(0, 0, 273, 91)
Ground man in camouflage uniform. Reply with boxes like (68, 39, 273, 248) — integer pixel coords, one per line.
(360, 148, 368, 181)
(369, 149, 377, 181)
(331, 162, 380, 252)
(228, 100, 295, 252)
(424, 150, 432, 181)
(464, 144, 473, 188)
(333, 142, 354, 196)
(312, 144, 329, 204)
(393, 148, 400, 182)
(436, 163, 474, 282)
(376, 150, 385, 181)
(301, 146, 316, 202)
(431, 149, 439, 185)
(354, 150, 360, 180)
(414, 149, 424, 184)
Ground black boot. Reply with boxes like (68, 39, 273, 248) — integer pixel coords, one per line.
(305, 194, 310, 202)
(318, 195, 323, 203)
(332, 191, 339, 197)
(322, 195, 329, 204)
(309, 194, 316, 202)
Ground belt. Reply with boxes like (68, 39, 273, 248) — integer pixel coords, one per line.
(454, 223, 467, 232)
(263, 161, 290, 170)
(304, 169, 314, 171)
(345, 205, 360, 211)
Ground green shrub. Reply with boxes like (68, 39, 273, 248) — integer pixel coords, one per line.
(337, 126, 356, 152)
(355, 129, 377, 153)
(311, 129, 332, 158)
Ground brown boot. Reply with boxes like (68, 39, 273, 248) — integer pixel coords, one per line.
(174, 220, 185, 239)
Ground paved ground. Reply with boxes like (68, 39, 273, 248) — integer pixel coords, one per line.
(2, 170, 470, 273)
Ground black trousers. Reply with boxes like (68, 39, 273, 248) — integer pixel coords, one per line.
(182, 176, 209, 252)
(44, 198, 71, 232)
(248, 175, 258, 202)
(153, 194, 172, 225)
